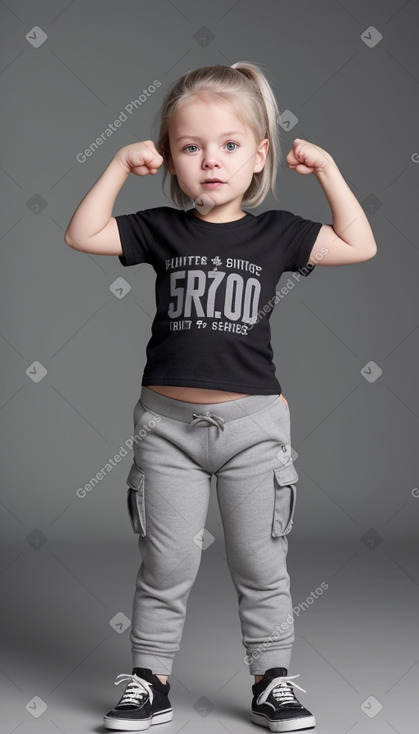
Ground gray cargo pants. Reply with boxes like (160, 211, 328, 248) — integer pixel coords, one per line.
(124, 386, 300, 676)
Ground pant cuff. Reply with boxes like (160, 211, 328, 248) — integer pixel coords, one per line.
(132, 653, 173, 676)
(245, 647, 292, 676)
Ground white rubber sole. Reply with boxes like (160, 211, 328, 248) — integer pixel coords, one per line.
(104, 708, 173, 730)
(251, 710, 316, 732)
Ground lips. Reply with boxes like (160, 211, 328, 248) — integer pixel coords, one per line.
(203, 178, 224, 183)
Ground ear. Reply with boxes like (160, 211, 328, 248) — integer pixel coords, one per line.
(254, 138, 269, 173)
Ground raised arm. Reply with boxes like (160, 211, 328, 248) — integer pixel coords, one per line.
(286, 138, 378, 266)
(64, 141, 164, 255)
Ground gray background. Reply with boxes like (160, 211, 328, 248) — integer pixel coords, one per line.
(1, 0, 418, 732)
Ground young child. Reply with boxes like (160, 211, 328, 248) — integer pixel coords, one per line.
(65, 61, 377, 732)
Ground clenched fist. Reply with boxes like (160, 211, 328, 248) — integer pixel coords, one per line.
(118, 140, 164, 176)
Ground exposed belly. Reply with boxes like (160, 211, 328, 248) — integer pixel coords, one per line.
(144, 385, 286, 406)
(144, 385, 252, 404)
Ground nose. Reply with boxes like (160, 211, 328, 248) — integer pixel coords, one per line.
(201, 145, 221, 169)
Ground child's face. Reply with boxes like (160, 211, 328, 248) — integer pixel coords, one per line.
(167, 96, 268, 212)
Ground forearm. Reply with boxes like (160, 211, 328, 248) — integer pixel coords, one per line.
(65, 153, 129, 245)
(315, 159, 377, 252)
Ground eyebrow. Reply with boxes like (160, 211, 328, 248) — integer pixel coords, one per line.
(175, 131, 244, 142)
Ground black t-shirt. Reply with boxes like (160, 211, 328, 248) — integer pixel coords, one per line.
(116, 206, 323, 395)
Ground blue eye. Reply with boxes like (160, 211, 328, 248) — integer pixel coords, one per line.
(183, 142, 238, 153)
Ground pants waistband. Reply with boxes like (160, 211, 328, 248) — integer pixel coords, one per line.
(139, 386, 280, 425)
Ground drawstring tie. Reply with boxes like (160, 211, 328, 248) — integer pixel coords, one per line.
(190, 411, 225, 431)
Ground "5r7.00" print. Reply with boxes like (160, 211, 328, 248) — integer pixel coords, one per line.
(167, 269, 261, 323)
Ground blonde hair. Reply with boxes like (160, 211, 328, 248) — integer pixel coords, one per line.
(152, 61, 281, 209)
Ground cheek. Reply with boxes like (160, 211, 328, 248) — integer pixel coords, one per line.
(175, 157, 192, 173)
(233, 154, 254, 174)
(176, 163, 194, 182)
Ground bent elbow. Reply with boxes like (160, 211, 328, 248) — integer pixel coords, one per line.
(366, 244, 378, 260)
(64, 232, 79, 249)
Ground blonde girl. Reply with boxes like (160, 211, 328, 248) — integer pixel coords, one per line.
(65, 61, 377, 732)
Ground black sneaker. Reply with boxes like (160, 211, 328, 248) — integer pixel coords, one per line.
(104, 667, 173, 730)
(251, 667, 315, 732)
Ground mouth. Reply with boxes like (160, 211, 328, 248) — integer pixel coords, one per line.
(202, 178, 224, 183)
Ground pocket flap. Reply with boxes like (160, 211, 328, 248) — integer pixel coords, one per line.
(126, 462, 146, 537)
(272, 464, 298, 537)
(273, 462, 299, 487)
(127, 461, 145, 491)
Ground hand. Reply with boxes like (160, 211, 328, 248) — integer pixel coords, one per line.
(286, 138, 335, 175)
(117, 140, 164, 176)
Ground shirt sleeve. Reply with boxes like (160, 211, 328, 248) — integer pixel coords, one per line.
(115, 207, 159, 266)
(280, 210, 323, 277)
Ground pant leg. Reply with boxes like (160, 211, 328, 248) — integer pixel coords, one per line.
(214, 397, 298, 676)
(127, 404, 212, 675)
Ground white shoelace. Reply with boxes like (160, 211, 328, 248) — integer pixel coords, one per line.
(114, 673, 154, 706)
(256, 674, 307, 706)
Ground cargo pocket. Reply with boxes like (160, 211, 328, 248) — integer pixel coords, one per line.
(126, 461, 146, 537)
(272, 462, 299, 537)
